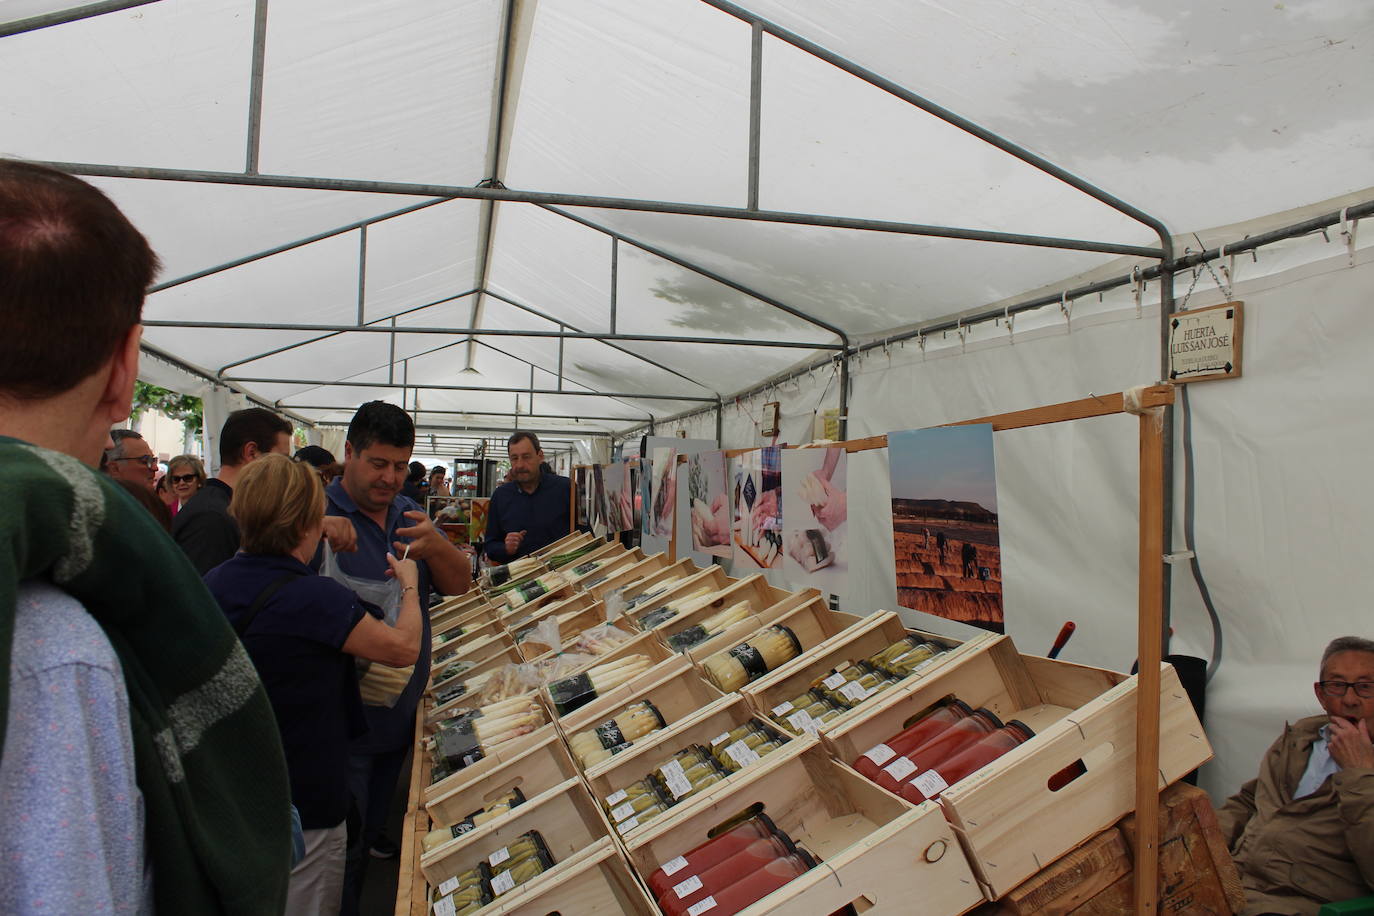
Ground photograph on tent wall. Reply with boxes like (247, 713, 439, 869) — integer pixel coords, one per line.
(649, 446, 678, 537)
(590, 464, 608, 537)
(733, 446, 783, 569)
(640, 454, 654, 536)
(887, 425, 1003, 633)
(604, 461, 633, 533)
(574, 468, 589, 529)
(781, 446, 847, 597)
(688, 450, 731, 557)
(628, 462, 642, 534)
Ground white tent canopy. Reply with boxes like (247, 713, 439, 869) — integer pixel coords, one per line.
(7, 0, 1370, 439)
(6, 0, 1374, 803)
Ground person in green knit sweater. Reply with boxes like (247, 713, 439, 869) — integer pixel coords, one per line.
(0, 159, 292, 914)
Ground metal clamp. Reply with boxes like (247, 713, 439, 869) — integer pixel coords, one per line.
(1340, 207, 1359, 267)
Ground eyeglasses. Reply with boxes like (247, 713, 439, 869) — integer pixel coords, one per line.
(113, 454, 157, 469)
(169, 473, 198, 484)
(1316, 680, 1374, 698)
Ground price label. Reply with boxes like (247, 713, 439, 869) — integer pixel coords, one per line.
(673, 875, 705, 898)
(438, 876, 460, 896)
(862, 744, 896, 767)
(488, 846, 510, 867)
(821, 672, 847, 690)
(617, 816, 639, 833)
(433, 895, 457, 916)
(710, 732, 730, 747)
(612, 802, 638, 822)
(911, 769, 949, 798)
(687, 897, 718, 915)
(661, 855, 689, 876)
(771, 701, 794, 716)
(883, 756, 918, 782)
(490, 870, 516, 896)
(838, 681, 871, 703)
(605, 788, 628, 806)
(664, 769, 693, 800)
(725, 740, 760, 768)
(786, 710, 818, 737)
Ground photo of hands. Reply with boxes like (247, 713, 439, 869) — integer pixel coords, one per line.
(648, 447, 677, 537)
(781, 446, 848, 596)
(688, 450, 731, 557)
(603, 461, 633, 533)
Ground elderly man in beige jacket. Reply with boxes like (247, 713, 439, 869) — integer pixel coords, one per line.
(1217, 636, 1374, 916)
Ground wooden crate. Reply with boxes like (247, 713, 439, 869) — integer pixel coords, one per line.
(582, 695, 814, 837)
(421, 713, 562, 810)
(993, 783, 1244, 915)
(530, 529, 595, 559)
(431, 615, 504, 660)
(623, 742, 985, 916)
(532, 625, 677, 693)
(681, 592, 859, 673)
(627, 566, 733, 629)
(740, 611, 987, 735)
(647, 573, 792, 650)
(506, 592, 603, 658)
(566, 546, 646, 590)
(432, 590, 496, 619)
(423, 729, 580, 830)
(555, 655, 725, 770)
(822, 636, 1212, 899)
(395, 702, 432, 916)
(418, 776, 612, 886)
(612, 557, 705, 606)
(501, 588, 595, 634)
(519, 613, 640, 665)
(425, 644, 526, 726)
(495, 580, 578, 622)
(476, 841, 658, 915)
(582, 551, 679, 603)
(429, 629, 518, 685)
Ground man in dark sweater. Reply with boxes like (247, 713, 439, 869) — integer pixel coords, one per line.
(483, 431, 571, 562)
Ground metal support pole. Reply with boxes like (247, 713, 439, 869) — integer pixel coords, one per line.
(282, 406, 638, 422)
(557, 327, 565, 391)
(245, 0, 269, 175)
(226, 376, 717, 402)
(715, 398, 724, 445)
(838, 352, 850, 440)
(0, 0, 159, 39)
(32, 160, 1162, 258)
(356, 226, 368, 325)
(609, 238, 619, 334)
(387, 317, 396, 384)
(747, 21, 763, 210)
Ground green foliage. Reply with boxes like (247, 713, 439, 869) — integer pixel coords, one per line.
(132, 381, 203, 436)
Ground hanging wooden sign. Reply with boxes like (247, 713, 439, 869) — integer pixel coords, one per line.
(1168, 301, 1243, 383)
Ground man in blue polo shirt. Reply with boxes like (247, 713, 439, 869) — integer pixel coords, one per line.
(325, 401, 472, 915)
(483, 431, 572, 562)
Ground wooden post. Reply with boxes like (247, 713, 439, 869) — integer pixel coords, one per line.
(1135, 402, 1167, 914)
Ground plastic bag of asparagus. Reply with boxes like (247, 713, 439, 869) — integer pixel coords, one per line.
(634, 585, 719, 630)
(546, 654, 655, 715)
(427, 695, 547, 784)
(478, 557, 544, 590)
(663, 599, 753, 652)
(498, 572, 569, 609)
(357, 661, 414, 707)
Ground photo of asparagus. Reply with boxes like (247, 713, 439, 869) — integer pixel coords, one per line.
(886, 424, 1003, 633)
(688, 450, 731, 557)
(604, 461, 633, 533)
(649, 446, 677, 537)
(781, 446, 848, 598)
(732, 446, 782, 569)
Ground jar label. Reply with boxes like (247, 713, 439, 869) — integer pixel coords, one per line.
(490, 870, 516, 896)
(729, 641, 768, 679)
(488, 846, 510, 867)
(433, 895, 457, 916)
(821, 672, 848, 690)
(595, 719, 626, 749)
(618, 816, 639, 833)
(912, 769, 949, 797)
(437, 877, 460, 896)
(725, 740, 761, 768)
(710, 732, 730, 747)
(605, 789, 628, 807)
(884, 757, 918, 782)
(664, 768, 694, 800)
(661, 855, 689, 876)
(839, 681, 871, 703)
(787, 710, 818, 737)
(863, 744, 896, 766)
(674, 875, 705, 898)
(687, 897, 718, 916)
(771, 701, 794, 716)
(611, 802, 636, 822)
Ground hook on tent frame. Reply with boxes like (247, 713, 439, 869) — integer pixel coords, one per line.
(1132, 265, 1144, 318)
(956, 319, 967, 353)
(1340, 207, 1359, 267)
(1217, 243, 1235, 298)
(918, 332, 927, 361)
(1004, 306, 1015, 345)
(1059, 292, 1073, 333)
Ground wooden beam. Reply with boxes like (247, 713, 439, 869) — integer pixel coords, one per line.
(1134, 402, 1167, 914)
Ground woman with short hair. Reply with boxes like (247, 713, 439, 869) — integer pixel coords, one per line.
(165, 454, 206, 516)
(203, 454, 422, 916)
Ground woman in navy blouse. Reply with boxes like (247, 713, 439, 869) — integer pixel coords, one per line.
(204, 454, 422, 915)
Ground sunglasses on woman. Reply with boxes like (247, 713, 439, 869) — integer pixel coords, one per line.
(170, 473, 198, 484)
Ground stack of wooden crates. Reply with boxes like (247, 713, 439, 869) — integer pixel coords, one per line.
(401, 536, 1219, 915)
